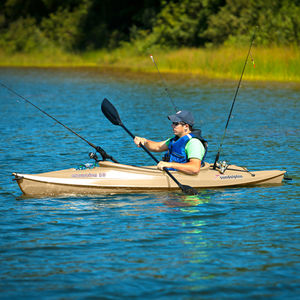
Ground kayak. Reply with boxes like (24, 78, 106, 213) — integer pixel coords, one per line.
(12, 161, 286, 196)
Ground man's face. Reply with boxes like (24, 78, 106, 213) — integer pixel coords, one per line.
(171, 122, 189, 137)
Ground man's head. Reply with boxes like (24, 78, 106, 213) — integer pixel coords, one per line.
(168, 110, 194, 127)
(168, 110, 194, 137)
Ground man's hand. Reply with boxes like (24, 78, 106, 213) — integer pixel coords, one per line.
(134, 136, 147, 147)
(157, 159, 201, 175)
(157, 161, 172, 170)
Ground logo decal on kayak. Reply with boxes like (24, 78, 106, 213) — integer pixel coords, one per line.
(71, 173, 106, 178)
(215, 174, 243, 180)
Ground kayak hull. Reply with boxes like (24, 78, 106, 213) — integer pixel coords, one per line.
(13, 161, 286, 196)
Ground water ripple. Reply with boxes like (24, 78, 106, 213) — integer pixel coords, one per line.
(0, 68, 299, 299)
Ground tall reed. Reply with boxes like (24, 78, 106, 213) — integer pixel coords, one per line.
(0, 46, 299, 82)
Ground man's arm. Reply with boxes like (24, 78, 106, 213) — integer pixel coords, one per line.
(157, 158, 201, 175)
(134, 136, 169, 152)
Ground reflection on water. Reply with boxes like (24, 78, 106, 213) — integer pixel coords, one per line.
(163, 191, 212, 208)
(0, 67, 299, 299)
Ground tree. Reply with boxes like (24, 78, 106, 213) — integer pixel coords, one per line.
(149, 0, 225, 47)
(0, 0, 299, 53)
(202, 0, 300, 46)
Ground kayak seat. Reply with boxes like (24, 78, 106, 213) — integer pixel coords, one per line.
(200, 139, 208, 167)
(191, 128, 208, 167)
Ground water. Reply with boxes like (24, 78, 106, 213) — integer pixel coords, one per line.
(0, 67, 299, 299)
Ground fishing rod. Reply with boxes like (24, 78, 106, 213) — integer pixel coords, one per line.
(150, 54, 179, 112)
(0, 81, 118, 163)
(212, 27, 258, 170)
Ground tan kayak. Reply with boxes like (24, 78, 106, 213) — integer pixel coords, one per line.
(12, 161, 286, 196)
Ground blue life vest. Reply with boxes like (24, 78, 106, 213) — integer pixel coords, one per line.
(166, 133, 195, 167)
(163, 130, 208, 169)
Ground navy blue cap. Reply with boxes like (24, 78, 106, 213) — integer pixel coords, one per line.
(168, 110, 194, 126)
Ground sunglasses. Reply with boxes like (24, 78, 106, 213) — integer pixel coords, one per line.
(172, 122, 186, 126)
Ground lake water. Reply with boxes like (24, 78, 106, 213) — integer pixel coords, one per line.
(0, 67, 299, 299)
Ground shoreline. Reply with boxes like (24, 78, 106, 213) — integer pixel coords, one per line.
(1, 46, 299, 83)
(1, 66, 300, 89)
(2, 66, 299, 93)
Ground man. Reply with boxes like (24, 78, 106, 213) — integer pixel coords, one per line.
(134, 110, 205, 175)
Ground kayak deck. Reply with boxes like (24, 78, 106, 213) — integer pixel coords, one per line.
(12, 161, 286, 196)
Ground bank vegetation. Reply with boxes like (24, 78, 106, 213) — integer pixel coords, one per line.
(1, 0, 299, 81)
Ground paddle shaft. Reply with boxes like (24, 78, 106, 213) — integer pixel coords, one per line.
(121, 125, 159, 163)
(121, 124, 190, 190)
(1, 81, 117, 162)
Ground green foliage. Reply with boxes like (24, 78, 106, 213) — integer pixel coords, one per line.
(0, 17, 51, 53)
(149, 0, 224, 47)
(203, 0, 300, 46)
(41, 1, 90, 50)
(258, 1, 300, 45)
(0, 0, 299, 53)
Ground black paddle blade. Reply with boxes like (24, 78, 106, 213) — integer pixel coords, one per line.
(101, 98, 122, 126)
(181, 185, 199, 195)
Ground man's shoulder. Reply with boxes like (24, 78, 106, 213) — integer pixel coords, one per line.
(187, 137, 204, 148)
(186, 138, 205, 160)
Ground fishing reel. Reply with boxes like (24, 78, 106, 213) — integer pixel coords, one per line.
(89, 152, 99, 162)
(217, 161, 229, 174)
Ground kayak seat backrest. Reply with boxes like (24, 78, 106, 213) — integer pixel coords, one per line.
(200, 139, 208, 167)
(192, 128, 208, 167)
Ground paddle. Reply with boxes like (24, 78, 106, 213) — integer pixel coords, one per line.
(101, 98, 198, 195)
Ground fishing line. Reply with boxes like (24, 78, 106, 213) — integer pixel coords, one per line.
(0, 81, 118, 162)
(150, 54, 179, 112)
(213, 27, 258, 169)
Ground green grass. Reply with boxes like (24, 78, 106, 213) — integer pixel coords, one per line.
(1, 45, 299, 82)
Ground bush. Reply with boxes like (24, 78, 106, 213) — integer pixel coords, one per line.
(202, 0, 300, 46)
(149, 0, 223, 47)
(41, 3, 89, 50)
(0, 17, 50, 53)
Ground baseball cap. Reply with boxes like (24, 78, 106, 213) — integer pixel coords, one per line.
(168, 110, 194, 126)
